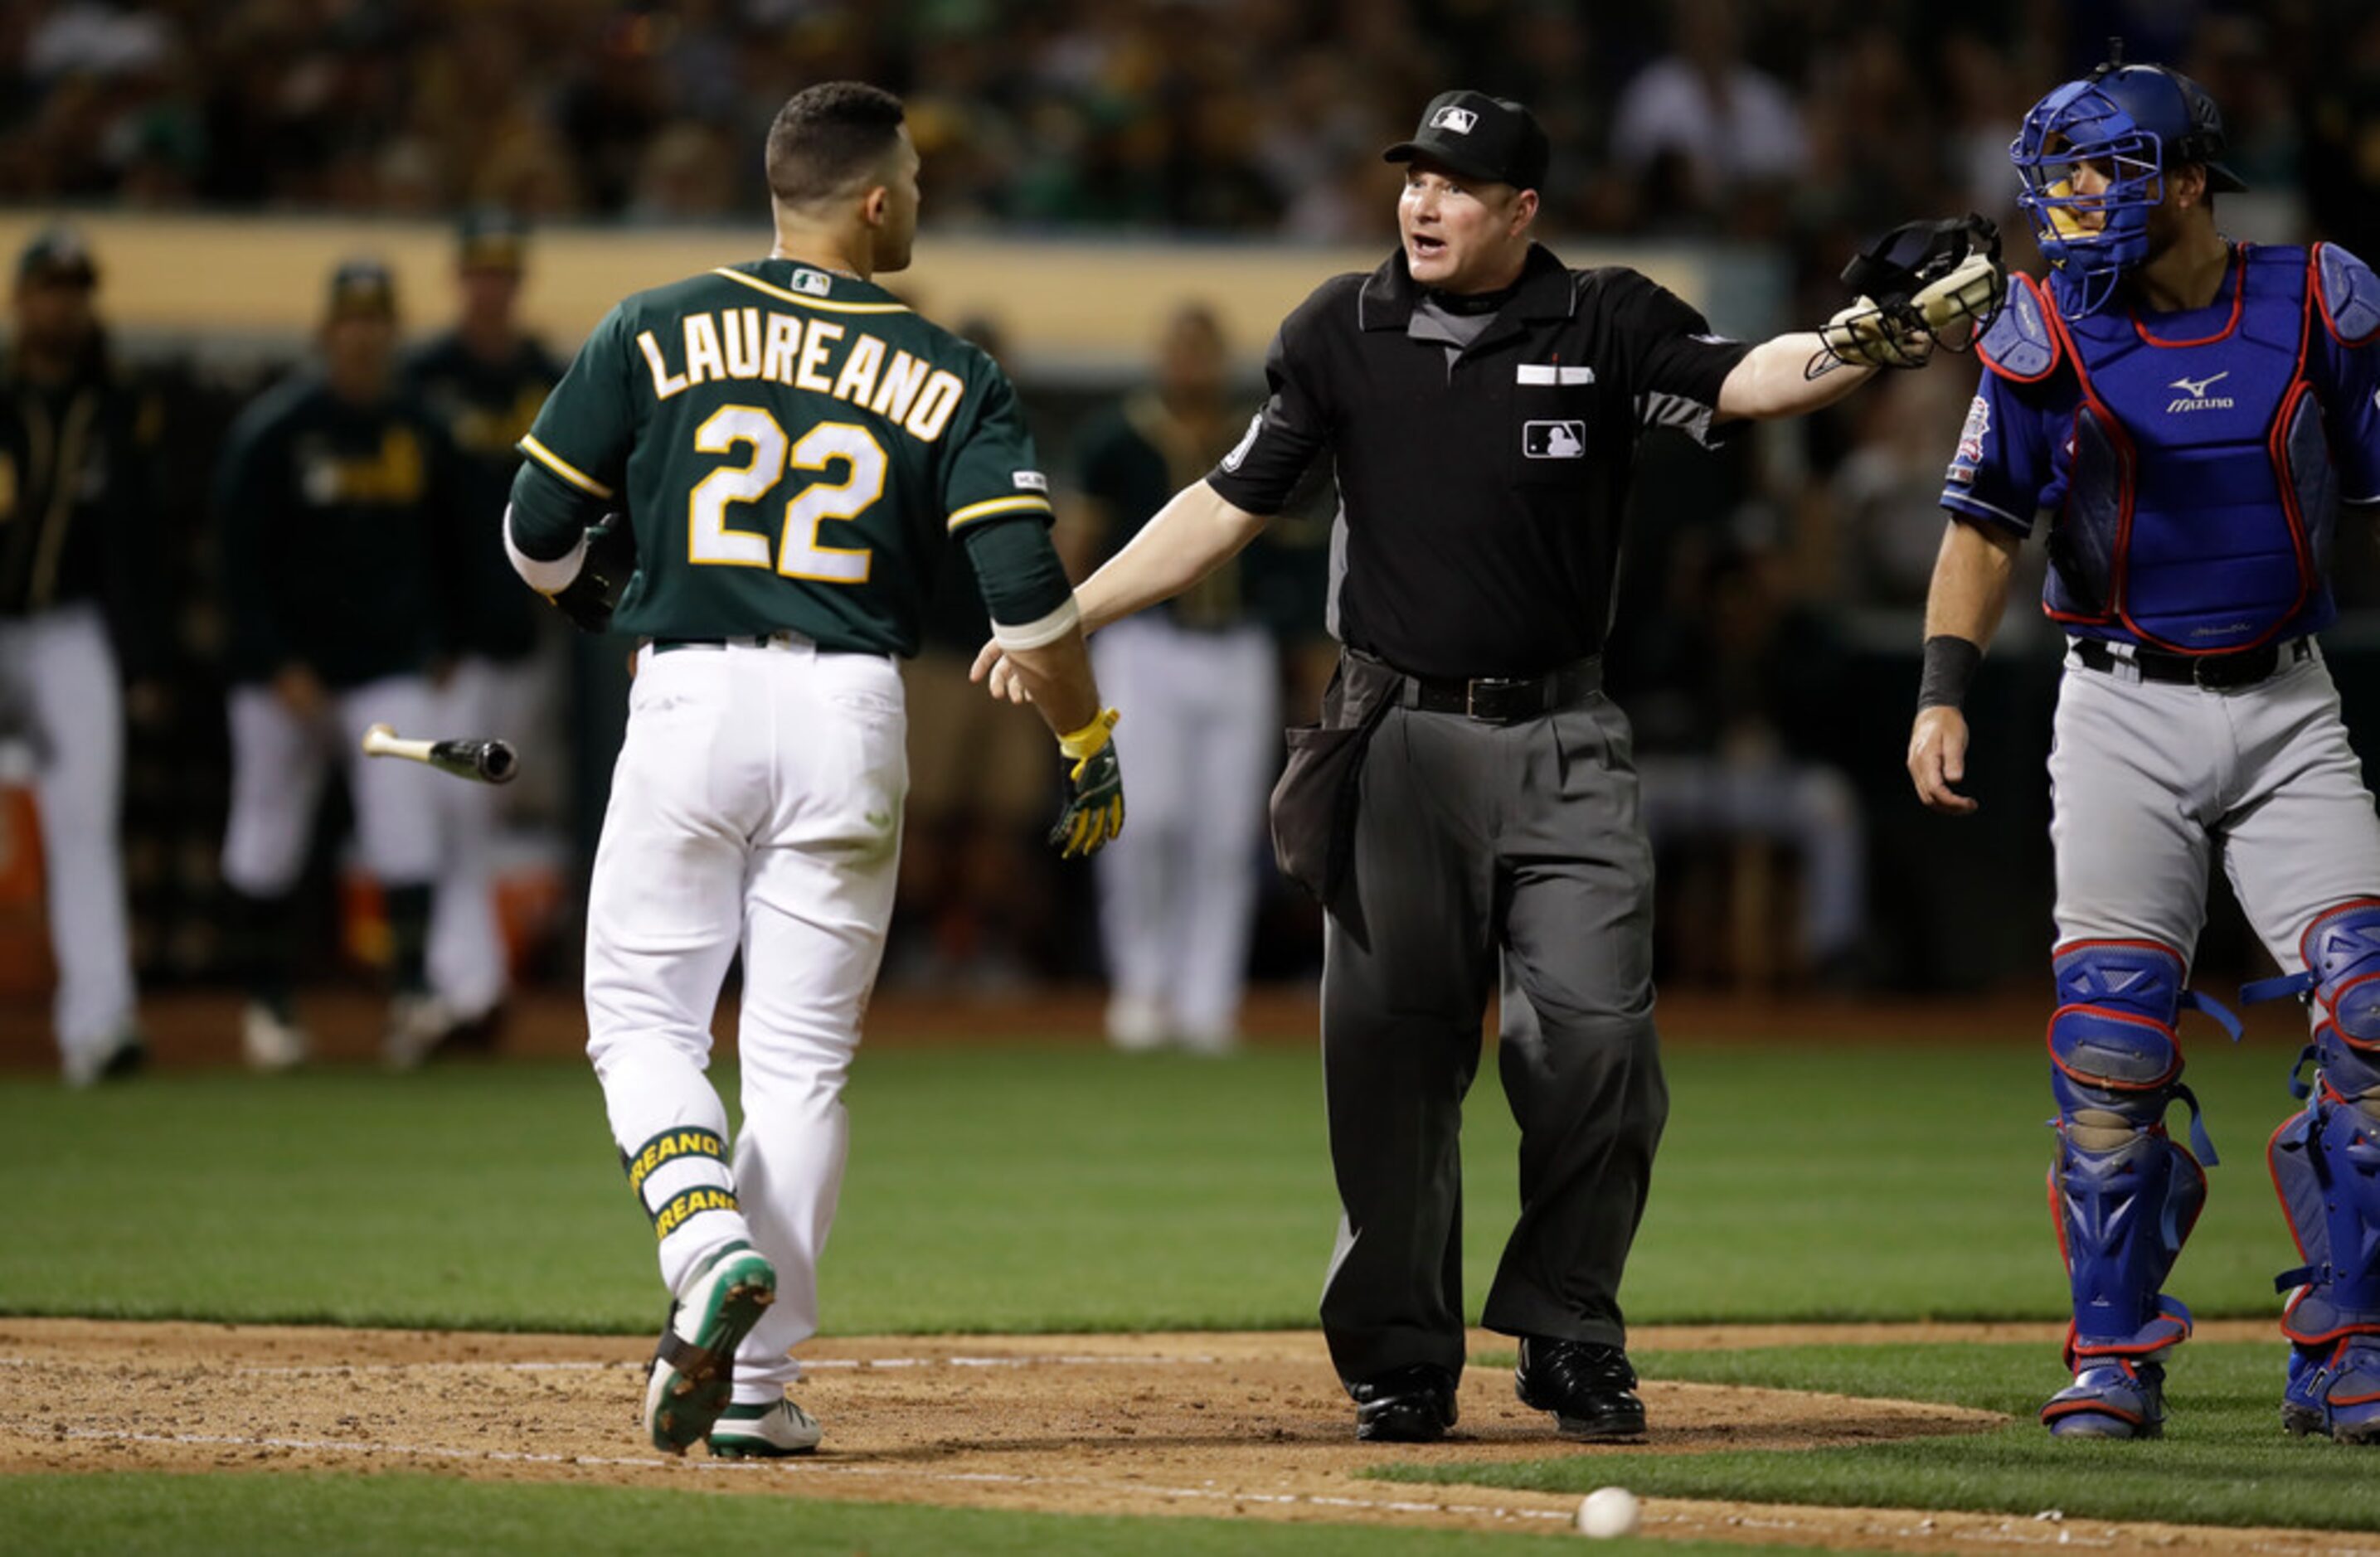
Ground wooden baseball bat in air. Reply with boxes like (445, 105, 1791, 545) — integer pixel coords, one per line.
(360, 723, 519, 785)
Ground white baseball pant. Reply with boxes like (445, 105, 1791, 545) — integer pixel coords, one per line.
(585, 637, 905, 1404)
(426, 653, 553, 1021)
(221, 676, 442, 894)
(0, 602, 136, 1061)
(1090, 615, 1278, 1047)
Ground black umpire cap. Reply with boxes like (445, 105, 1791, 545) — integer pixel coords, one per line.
(17, 226, 99, 287)
(1384, 90, 1550, 192)
(325, 256, 398, 320)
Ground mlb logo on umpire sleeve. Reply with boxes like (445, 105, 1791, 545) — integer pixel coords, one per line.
(1523, 420, 1586, 459)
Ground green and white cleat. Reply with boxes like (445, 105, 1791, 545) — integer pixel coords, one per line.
(643, 1244, 776, 1456)
(707, 1396, 823, 1458)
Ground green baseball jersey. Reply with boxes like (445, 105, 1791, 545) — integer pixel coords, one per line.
(403, 330, 564, 661)
(516, 259, 1053, 656)
(214, 371, 464, 688)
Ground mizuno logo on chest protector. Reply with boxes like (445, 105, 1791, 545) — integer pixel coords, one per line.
(2167, 371, 2235, 413)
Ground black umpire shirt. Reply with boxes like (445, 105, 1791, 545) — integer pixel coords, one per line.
(1206, 243, 1751, 681)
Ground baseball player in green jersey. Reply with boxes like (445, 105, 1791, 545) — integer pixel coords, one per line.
(506, 81, 1124, 1460)
(403, 210, 566, 1046)
(216, 259, 467, 1072)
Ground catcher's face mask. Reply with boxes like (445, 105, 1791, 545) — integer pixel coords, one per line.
(2011, 79, 2161, 316)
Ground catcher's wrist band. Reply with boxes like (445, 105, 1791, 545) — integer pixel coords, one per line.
(1056, 707, 1120, 761)
(1917, 634, 1983, 711)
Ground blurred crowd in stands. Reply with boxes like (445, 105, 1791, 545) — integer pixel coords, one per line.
(7, 0, 2380, 255)
(10, 0, 2380, 1057)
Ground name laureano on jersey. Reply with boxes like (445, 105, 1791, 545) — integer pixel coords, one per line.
(634, 274, 968, 444)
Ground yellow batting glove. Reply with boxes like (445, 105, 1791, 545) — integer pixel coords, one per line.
(1050, 707, 1125, 859)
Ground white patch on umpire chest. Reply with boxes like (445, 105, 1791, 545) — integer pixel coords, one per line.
(1517, 365, 1595, 386)
(1523, 420, 1586, 458)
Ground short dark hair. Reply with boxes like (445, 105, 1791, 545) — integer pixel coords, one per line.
(765, 82, 906, 208)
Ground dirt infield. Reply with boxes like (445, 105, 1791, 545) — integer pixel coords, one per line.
(2, 1317, 2367, 1553)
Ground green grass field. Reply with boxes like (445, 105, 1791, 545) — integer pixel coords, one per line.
(0, 1037, 2313, 1332)
(1396, 1343, 2372, 1532)
(0, 1032, 2344, 1551)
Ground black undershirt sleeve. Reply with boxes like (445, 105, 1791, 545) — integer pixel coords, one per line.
(962, 514, 1074, 629)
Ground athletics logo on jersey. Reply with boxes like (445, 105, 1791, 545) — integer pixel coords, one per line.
(1523, 420, 1586, 458)
(789, 268, 834, 298)
(1013, 469, 1048, 492)
(2166, 371, 2235, 414)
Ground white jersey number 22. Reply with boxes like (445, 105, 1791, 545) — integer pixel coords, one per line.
(688, 405, 882, 584)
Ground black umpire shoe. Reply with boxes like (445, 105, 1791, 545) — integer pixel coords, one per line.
(1515, 1337, 1647, 1441)
(1348, 1363, 1459, 1443)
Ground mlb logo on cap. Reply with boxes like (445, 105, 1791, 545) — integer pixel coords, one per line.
(1385, 90, 1551, 191)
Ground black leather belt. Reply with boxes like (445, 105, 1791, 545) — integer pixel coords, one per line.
(1400, 656, 1603, 724)
(651, 634, 789, 652)
(2072, 636, 2311, 689)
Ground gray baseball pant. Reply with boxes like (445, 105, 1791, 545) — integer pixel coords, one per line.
(1316, 679, 1668, 1385)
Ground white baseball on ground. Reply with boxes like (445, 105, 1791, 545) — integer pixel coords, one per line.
(1576, 1485, 1641, 1539)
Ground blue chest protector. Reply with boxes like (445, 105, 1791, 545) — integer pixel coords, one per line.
(1980, 247, 2342, 653)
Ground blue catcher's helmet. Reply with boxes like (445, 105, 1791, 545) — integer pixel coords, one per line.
(2009, 63, 2246, 316)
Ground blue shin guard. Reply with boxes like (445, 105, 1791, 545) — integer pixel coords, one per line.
(2257, 902, 2380, 1443)
(2042, 940, 2228, 1438)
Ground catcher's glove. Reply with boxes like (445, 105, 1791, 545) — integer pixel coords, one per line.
(546, 515, 637, 633)
(1049, 707, 1125, 859)
(1817, 214, 2008, 372)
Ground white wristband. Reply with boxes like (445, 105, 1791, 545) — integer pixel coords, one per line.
(504, 504, 590, 594)
(990, 594, 1082, 652)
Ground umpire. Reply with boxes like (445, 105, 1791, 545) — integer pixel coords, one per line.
(978, 90, 1997, 1442)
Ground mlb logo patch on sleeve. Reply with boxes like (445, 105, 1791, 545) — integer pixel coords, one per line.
(1523, 420, 1586, 459)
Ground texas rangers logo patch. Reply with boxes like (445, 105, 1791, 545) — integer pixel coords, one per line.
(1523, 420, 1586, 458)
(1955, 395, 1989, 464)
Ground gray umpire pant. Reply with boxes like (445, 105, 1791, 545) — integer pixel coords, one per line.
(1317, 663, 1668, 1386)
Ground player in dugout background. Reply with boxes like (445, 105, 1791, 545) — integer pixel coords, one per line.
(402, 209, 565, 1050)
(214, 259, 465, 1073)
(0, 228, 160, 1087)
